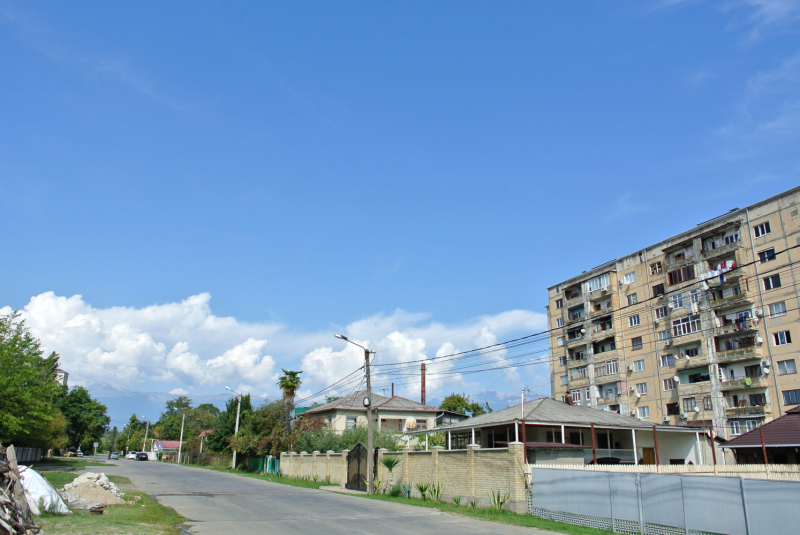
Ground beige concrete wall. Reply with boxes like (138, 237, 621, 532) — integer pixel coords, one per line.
(280, 450, 347, 485)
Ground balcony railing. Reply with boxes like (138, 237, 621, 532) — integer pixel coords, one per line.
(675, 354, 710, 370)
(701, 241, 742, 260)
(568, 376, 591, 388)
(566, 335, 586, 347)
(725, 404, 771, 417)
(677, 381, 711, 397)
(565, 295, 583, 308)
(720, 376, 770, 391)
(567, 313, 586, 325)
(710, 289, 753, 309)
(716, 345, 762, 363)
(713, 318, 758, 337)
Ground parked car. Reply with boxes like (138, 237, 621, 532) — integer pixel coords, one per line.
(125, 452, 138, 460)
(135, 452, 149, 461)
(76, 451, 84, 457)
(108, 452, 120, 460)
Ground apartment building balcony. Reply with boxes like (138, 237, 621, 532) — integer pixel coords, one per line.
(588, 306, 614, 318)
(720, 376, 770, 391)
(701, 241, 742, 261)
(705, 269, 743, 288)
(677, 381, 711, 397)
(681, 410, 715, 422)
(725, 404, 771, 417)
(567, 376, 591, 389)
(716, 345, 762, 364)
(710, 289, 753, 310)
(670, 331, 706, 347)
(665, 253, 696, 270)
(566, 334, 586, 348)
(566, 313, 586, 326)
(591, 324, 615, 338)
(594, 370, 624, 385)
(565, 294, 584, 308)
(675, 354, 710, 371)
(592, 348, 620, 362)
(713, 318, 759, 337)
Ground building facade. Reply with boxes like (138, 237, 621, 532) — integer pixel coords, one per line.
(547, 186, 800, 439)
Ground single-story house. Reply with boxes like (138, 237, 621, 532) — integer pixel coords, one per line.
(151, 440, 184, 459)
(408, 396, 714, 465)
(722, 406, 800, 464)
(300, 390, 440, 434)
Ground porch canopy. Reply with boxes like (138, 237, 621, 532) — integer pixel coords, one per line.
(408, 397, 708, 465)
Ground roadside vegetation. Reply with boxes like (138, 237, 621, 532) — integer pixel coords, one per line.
(195, 464, 331, 489)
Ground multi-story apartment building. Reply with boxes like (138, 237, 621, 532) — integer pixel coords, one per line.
(547, 186, 800, 439)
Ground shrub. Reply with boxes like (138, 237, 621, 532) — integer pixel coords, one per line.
(389, 484, 403, 497)
(488, 490, 509, 512)
(429, 483, 444, 503)
(467, 499, 478, 510)
(414, 482, 431, 500)
(452, 495, 461, 506)
(400, 482, 413, 499)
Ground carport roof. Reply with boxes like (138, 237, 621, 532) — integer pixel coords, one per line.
(723, 406, 800, 448)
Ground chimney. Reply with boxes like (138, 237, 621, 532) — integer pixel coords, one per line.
(565, 393, 574, 406)
(391, 382, 394, 397)
(421, 363, 426, 405)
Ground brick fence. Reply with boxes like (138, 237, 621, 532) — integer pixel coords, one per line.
(280, 442, 528, 513)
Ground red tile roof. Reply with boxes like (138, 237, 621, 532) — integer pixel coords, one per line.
(198, 430, 214, 438)
(153, 440, 184, 450)
(723, 407, 800, 448)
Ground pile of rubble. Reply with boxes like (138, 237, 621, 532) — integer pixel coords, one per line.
(59, 472, 126, 510)
(0, 445, 39, 535)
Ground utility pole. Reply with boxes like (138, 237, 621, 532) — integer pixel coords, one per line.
(140, 417, 150, 453)
(226, 387, 243, 469)
(421, 363, 426, 405)
(177, 413, 185, 464)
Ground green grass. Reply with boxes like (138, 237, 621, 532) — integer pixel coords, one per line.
(38, 473, 187, 535)
(352, 493, 616, 535)
(196, 464, 329, 489)
(33, 457, 109, 470)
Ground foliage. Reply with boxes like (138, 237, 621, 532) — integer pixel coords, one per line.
(389, 484, 403, 497)
(206, 394, 253, 453)
(229, 399, 327, 456)
(452, 495, 462, 506)
(153, 397, 219, 451)
(488, 490, 510, 512)
(400, 482, 413, 498)
(294, 424, 402, 454)
(439, 393, 492, 417)
(117, 414, 146, 453)
(429, 483, 444, 503)
(467, 498, 478, 510)
(380, 454, 401, 475)
(325, 395, 341, 403)
(0, 312, 67, 448)
(277, 369, 302, 435)
(414, 482, 430, 500)
(54, 386, 111, 448)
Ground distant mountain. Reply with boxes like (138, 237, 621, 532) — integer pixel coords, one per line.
(425, 389, 549, 414)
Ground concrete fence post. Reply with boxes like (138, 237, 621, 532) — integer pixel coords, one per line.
(740, 477, 751, 535)
(507, 441, 526, 514)
(312, 451, 320, 480)
(636, 473, 644, 535)
(432, 445, 444, 487)
(326, 450, 333, 483)
(377, 448, 388, 484)
(467, 444, 479, 502)
(342, 450, 350, 488)
(402, 447, 412, 484)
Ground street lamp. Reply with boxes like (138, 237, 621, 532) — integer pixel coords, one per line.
(226, 387, 243, 470)
(335, 334, 376, 495)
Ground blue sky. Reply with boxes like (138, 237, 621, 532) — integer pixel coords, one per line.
(2, 1, 799, 421)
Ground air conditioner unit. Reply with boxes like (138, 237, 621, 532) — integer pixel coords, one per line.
(668, 303, 675, 309)
(762, 360, 770, 368)
(629, 385, 635, 392)
(635, 392, 641, 398)
(630, 410, 637, 416)
(680, 412, 688, 420)
(755, 309, 764, 317)
(627, 365, 634, 372)
(694, 406, 700, 413)
(663, 416, 670, 422)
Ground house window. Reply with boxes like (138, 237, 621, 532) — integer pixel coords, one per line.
(624, 272, 636, 284)
(703, 396, 712, 410)
(763, 274, 781, 290)
(560, 375, 568, 386)
(668, 265, 696, 286)
(557, 336, 565, 347)
(631, 337, 643, 350)
(559, 356, 567, 366)
(745, 420, 758, 433)
(327, 416, 333, 427)
(628, 294, 638, 306)
(655, 306, 668, 319)
(629, 314, 640, 327)
(778, 359, 797, 375)
(744, 365, 761, 378)
(661, 354, 674, 367)
(749, 393, 767, 406)
(672, 315, 701, 337)
(657, 330, 671, 342)
(773, 331, 792, 346)
(557, 318, 564, 327)
(650, 262, 662, 275)
(671, 293, 683, 309)
(725, 233, 740, 245)
(652, 284, 665, 297)
(663, 378, 676, 391)
(768, 301, 787, 317)
(636, 382, 648, 395)
(571, 389, 582, 403)
(683, 398, 696, 411)
(783, 389, 800, 405)
(730, 421, 741, 435)
(666, 402, 680, 415)
(633, 360, 645, 372)
(753, 221, 771, 238)
(758, 248, 776, 263)
(684, 347, 700, 357)
(637, 406, 650, 418)
(556, 298, 563, 309)
(346, 417, 357, 430)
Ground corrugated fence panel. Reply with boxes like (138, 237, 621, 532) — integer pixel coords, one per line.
(609, 473, 641, 524)
(683, 475, 746, 535)
(640, 474, 684, 529)
(531, 468, 611, 518)
(744, 478, 800, 535)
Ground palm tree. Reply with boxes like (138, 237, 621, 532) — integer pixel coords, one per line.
(277, 369, 303, 436)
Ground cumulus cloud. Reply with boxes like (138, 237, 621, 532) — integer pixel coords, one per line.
(4, 292, 547, 403)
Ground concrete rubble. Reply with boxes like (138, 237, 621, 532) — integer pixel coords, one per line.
(59, 472, 126, 510)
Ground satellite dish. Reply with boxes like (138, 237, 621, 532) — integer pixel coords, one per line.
(405, 417, 417, 430)
(673, 375, 680, 382)
(580, 328, 585, 334)
(694, 407, 700, 412)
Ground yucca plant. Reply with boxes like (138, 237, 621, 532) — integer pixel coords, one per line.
(488, 490, 510, 512)
(429, 483, 444, 503)
(414, 482, 431, 500)
(467, 499, 478, 510)
(400, 482, 413, 499)
(452, 495, 462, 506)
(380, 455, 401, 482)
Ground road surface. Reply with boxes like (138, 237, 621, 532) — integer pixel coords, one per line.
(101, 459, 549, 535)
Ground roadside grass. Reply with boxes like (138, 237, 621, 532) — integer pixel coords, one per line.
(38, 473, 187, 535)
(32, 457, 109, 470)
(353, 493, 615, 535)
(196, 464, 328, 489)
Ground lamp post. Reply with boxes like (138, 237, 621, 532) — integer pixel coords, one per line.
(335, 334, 375, 495)
(226, 387, 243, 469)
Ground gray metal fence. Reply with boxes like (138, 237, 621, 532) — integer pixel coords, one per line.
(2, 447, 44, 464)
(528, 467, 800, 535)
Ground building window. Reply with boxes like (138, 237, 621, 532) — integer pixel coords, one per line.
(657, 330, 671, 342)
(672, 315, 701, 337)
(684, 347, 700, 357)
(725, 233, 740, 245)
(655, 306, 668, 319)
(778, 360, 797, 375)
(763, 274, 781, 290)
(683, 398, 696, 412)
(671, 293, 683, 309)
(631, 337, 643, 350)
(569, 366, 589, 380)
(629, 314, 640, 327)
(628, 294, 638, 306)
(652, 284, 665, 297)
(559, 356, 567, 366)
(730, 421, 741, 435)
(666, 402, 680, 415)
(768, 301, 787, 317)
(650, 262, 662, 275)
(633, 359, 645, 372)
(560, 375, 568, 386)
(703, 396, 712, 410)
(557, 336, 565, 347)
(753, 221, 771, 238)
(584, 274, 610, 293)
(637, 406, 650, 418)
(636, 382, 648, 395)
(758, 248, 776, 263)
(571, 389, 582, 403)
(783, 389, 800, 405)
(663, 378, 676, 391)
(689, 289, 699, 305)
(556, 298, 564, 309)
(668, 265, 696, 286)
(346, 417, 357, 430)
(661, 354, 674, 367)
(624, 272, 636, 284)
(557, 318, 564, 327)
(773, 331, 792, 346)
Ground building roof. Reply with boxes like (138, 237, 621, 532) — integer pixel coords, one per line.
(198, 430, 214, 439)
(301, 390, 438, 416)
(410, 397, 699, 434)
(496, 441, 590, 450)
(152, 440, 183, 450)
(723, 406, 800, 449)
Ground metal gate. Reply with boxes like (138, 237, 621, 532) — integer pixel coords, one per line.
(346, 443, 368, 491)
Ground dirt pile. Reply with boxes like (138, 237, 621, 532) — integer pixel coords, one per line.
(60, 473, 125, 510)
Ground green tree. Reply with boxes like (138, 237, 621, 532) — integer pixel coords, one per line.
(117, 414, 146, 453)
(0, 312, 67, 448)
(55, 386, 110, 448)
(277, 369, 302, 436)
(439, 393, 492, 418)
(206, 394, 252, 453)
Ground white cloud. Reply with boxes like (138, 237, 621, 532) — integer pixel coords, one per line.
(6, 292, 547, 404)
(169, 388, 189, 396)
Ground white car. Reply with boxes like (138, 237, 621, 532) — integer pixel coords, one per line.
(125, 452, 138, 460)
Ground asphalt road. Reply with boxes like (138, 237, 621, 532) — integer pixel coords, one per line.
(100, 459, 549, 535)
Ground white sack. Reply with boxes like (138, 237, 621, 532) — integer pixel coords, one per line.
(18, 465, 72, 515)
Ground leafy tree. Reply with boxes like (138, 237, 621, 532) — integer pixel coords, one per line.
(0, 312, 67, 448)
(295, 424, 402, 454)
(55, 386, 110, 448)
(206, 394, 252, 453)
(277, 369, 302, 436)
(117, 414, 146, 453)
(325, 396, 341, 403)
(439, 393, 492, 418)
